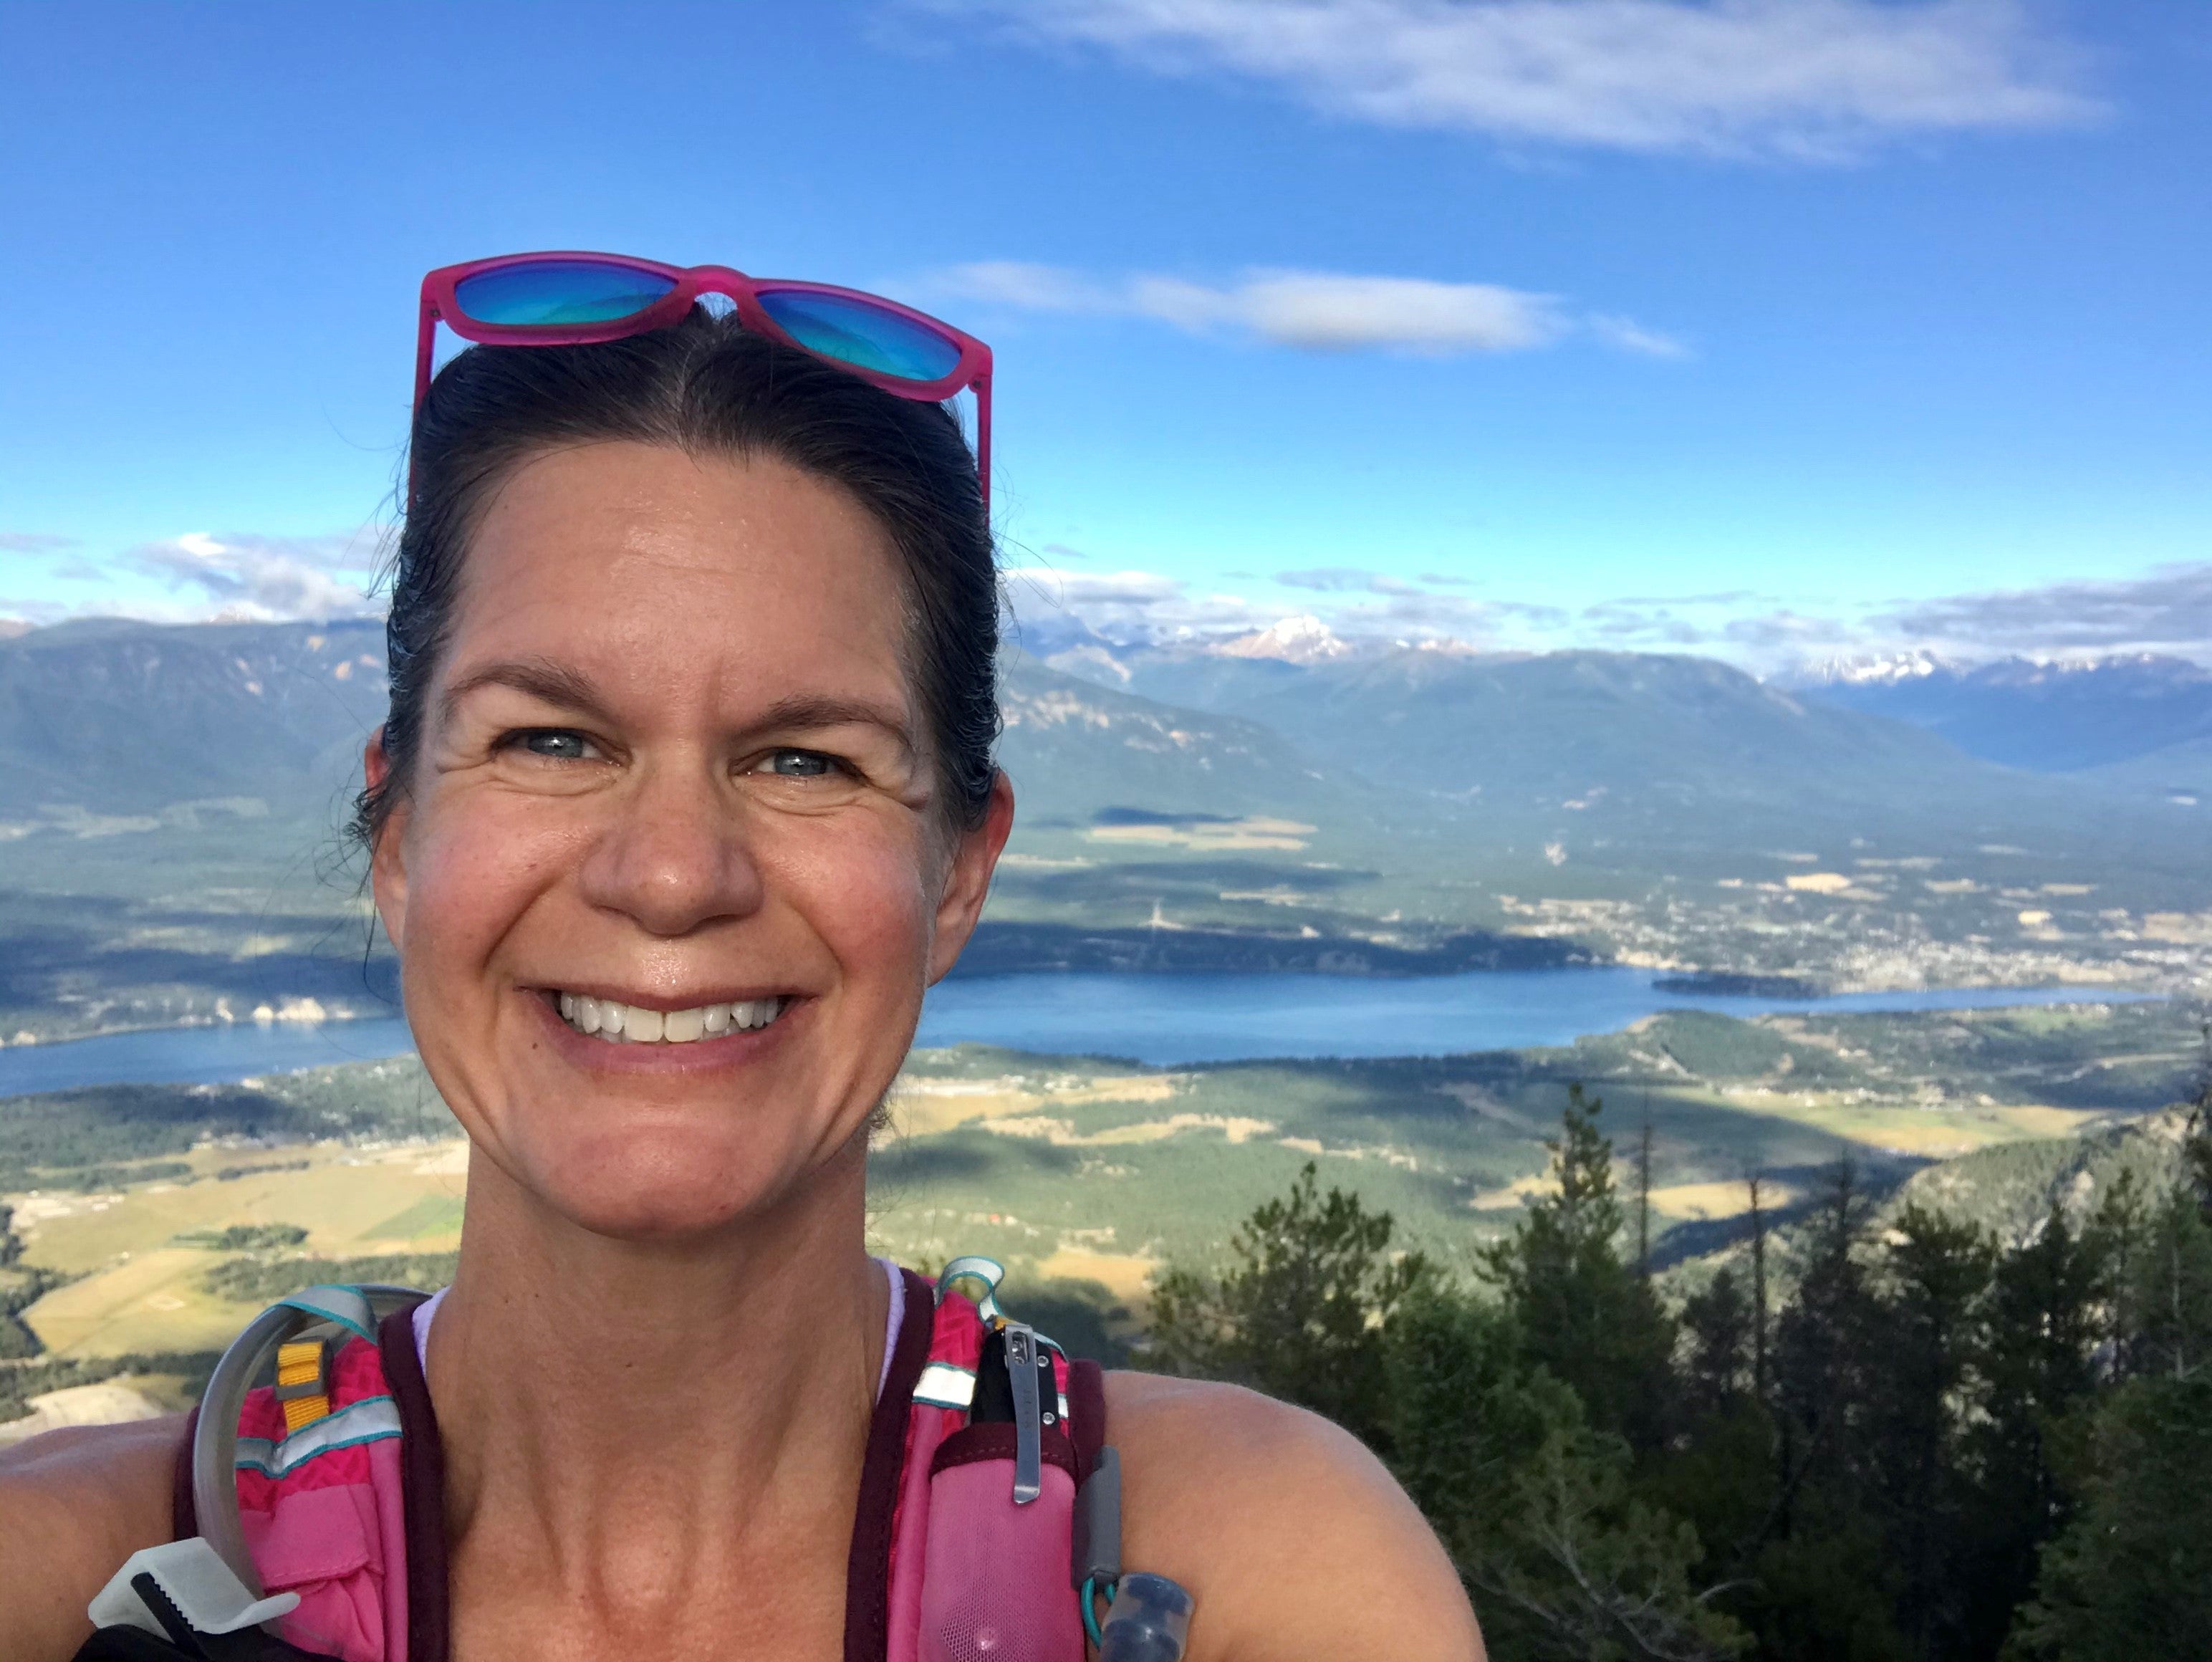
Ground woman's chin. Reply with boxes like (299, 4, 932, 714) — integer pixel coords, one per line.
(524, 1131, 833, 1243)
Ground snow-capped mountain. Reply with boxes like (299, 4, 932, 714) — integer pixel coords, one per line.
(1797, 652, 2212, 772)
(1209, 614, 1352, 664)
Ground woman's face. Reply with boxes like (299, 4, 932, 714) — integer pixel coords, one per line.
(367, 441, 1010, 1241)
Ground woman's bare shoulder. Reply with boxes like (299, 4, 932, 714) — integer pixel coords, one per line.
(0, 1414, 188, 1659)
(1102, 1371, 1483, 1662)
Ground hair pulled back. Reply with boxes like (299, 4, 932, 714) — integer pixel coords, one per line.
(354, 308, 1000, 849)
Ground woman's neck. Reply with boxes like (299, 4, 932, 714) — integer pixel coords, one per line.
(425, 1134, 888, 1647)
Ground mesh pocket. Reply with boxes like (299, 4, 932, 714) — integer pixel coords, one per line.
(918, 1459, 1084, 1662)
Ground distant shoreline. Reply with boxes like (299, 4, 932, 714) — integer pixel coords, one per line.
(945, 921, 1597, 979)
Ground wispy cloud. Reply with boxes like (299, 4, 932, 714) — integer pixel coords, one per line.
(1277, 566, 1423, 595)
(931, 261, 1680, 357)
(0, 532, 80, 552)
(122, 531, 385, 621)
(941, 0, 2100, 161)
(1009, 558, 1569, 648)
(1006, 564, 1269, 638)
(1877, 562, 2212, 658)
(998, 554, 2212, 677)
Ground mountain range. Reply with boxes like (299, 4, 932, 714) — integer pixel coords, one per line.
(14, 615, 2201, 874)
(1026, 624, 2206, 877)
(4, 615, 2210, 1044)
(10, 613, 2212, 880)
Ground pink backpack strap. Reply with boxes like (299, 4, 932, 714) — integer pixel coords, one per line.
(168, 1294, 440, 1662)
(231, 1321, 413, 1661)
(885, 1264, 1089, 1662)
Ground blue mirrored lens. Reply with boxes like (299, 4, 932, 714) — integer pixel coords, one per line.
(756, 289, 963, 383)
(453, 261, 678, 327)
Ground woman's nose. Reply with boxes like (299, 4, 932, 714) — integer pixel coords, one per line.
(576, 759, 764, 937)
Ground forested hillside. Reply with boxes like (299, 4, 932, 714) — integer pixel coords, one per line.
(1149, 1090, 2212, 1660)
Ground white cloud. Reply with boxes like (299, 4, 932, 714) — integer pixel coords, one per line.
(123, 530, 385, 621)
(946, 0, 2100, 160)
(1134, 271, 1564, 353)
(933, 261, 1671, 357)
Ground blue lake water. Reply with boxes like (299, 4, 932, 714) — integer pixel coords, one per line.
(0, 969, 2162, 1096)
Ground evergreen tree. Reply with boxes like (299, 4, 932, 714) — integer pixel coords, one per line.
(1682, 1267, 1754, 1418)
(1740, 1515, 1908, 1662)
(1653, 1267, 1777, 1611)
(1146, 1161, 1428, 1448)
(1959, 1204, 2102, 1658)
(1871, 1204, 1995, 1659)
(2120, 1188, 2212, 1384)
(1388, 1285, 1750, 1661)
(1771, 1161, 1885, 1524)
(2009, 1374, 2212, 1660)
(1745, 1168, 1771, 1401)
(1479, 1085, 1677, 1455)
(1754, 1161, 1908, 1661)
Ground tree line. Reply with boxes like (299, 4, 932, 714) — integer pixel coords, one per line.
(1145, 1085, 2212, 1660)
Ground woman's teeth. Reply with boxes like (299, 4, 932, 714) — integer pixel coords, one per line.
(556, 992, 785, 1044)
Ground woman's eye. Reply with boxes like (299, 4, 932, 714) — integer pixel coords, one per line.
(511, 729, 597, 761)
(761, 749, 838, 779)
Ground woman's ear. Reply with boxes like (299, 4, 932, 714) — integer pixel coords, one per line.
(363, 727, 410, 952)
(927, 769, 1015, 984)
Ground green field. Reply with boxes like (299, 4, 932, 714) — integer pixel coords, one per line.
(5, 996, 2200, 1378)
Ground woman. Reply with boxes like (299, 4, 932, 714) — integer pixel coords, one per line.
(0, 256, 1481, 1661)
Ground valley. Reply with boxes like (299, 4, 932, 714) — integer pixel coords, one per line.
(4, 996, 2198, 1391)
(4, 614, 2209, 1421)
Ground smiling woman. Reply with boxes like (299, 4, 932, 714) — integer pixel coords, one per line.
(0, 284, 1478, 1662)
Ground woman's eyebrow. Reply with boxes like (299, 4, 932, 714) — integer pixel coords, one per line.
(438, 664, 916, 757)
(439, 657, 613, 728)
(751, 693, 918, 760)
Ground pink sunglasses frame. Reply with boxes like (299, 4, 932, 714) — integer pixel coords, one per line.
(413, 251, 994, 508)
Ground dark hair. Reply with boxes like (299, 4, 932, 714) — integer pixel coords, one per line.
(353, 309, 999, 849)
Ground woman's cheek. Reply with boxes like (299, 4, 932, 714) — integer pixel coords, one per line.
(416, 792, 582, 932)
(772, 813, 939, 971)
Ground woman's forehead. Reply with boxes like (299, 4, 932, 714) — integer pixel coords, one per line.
(444, 442, 915, 716)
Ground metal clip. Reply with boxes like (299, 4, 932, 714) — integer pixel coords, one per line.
(1005, 1320, 1043, 1504)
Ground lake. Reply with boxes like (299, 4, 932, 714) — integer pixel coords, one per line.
(0, 968, 2161, 1096)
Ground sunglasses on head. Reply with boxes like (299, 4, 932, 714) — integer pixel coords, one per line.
(413, 252, 994, 507)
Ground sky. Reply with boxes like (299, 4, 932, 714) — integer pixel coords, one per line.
(1, 0, 2207, 673)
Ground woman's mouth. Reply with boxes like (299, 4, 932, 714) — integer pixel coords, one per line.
(552, 991, 789, 1045)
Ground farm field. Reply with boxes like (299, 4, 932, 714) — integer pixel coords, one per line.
(14, 1138, 468, 1358)
(8, 994, 2200, 1373)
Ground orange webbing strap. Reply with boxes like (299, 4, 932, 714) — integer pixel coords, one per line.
(274, 1337, 331, 1434)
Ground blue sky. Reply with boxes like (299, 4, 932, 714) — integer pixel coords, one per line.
(1, 0, 2206, 671)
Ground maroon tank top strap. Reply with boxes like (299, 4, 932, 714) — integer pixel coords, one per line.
(844, 1266, 936, 1662)
(171, 1404, 200, 1539)
(378, 1300, 451, 1662)
(1067, 1358, 1107, 1484)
